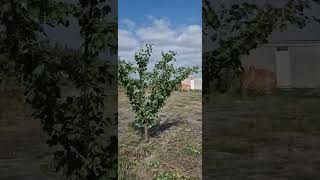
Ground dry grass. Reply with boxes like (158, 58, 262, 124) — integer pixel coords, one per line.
(0, 88, 56, 180)
(204, 89, 320, 180)
(7, 82, 320, 180)
(1, 84, 198, 180)
(0, 83, 117, 180)
(119, 91, 202, 180)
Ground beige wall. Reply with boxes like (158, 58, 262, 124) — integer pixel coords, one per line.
(290, 46, 320, 88)
(241, 47, 276, 72)
(182, 78, 202, 90)
(241, 45, 320, 88)
(193, 78, 202, 90)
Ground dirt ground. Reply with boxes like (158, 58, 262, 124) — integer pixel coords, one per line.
(3, 85, 320, 180)
(203, 89, 320, 180)
(119, 91, 202, 179)
(0, 88, 56, 180)
(0, 85, 117, 180)
(0, 87, 201, 180)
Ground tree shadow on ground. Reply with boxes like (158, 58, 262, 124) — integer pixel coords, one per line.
(132, 118, 181, 138)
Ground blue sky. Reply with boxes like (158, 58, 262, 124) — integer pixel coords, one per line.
(119, 0, 201, 28)
(118, 0, 202, 71)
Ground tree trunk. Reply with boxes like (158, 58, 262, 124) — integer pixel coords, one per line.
(144, 123, 149, 143)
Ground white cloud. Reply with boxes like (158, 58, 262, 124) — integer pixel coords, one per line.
(121, 19, 136, 30)
(137, 19, 177, 43)
(118, 18, 202, 69)
(118, 29, 139, 51)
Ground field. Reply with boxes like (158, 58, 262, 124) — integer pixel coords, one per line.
(0, 86, 201, 180)
(2, 85, 320, 180)
(119, 91, 202, 179)
(204, 89, 320, 180)
(0, 82, 117, 180)
(0, 88, 56, 180)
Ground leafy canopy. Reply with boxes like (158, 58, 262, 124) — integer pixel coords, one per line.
(119, 44, 199, 127)
(0, 0, 117, 179)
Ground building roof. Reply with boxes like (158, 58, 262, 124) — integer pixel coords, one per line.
(260, 40, 320, 47)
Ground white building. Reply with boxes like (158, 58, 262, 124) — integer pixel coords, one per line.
(241, 40, 320, 88)
(182, 77, 202, 90)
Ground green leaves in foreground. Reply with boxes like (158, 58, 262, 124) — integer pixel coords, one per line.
(1, 0, 117, 179)
(119, 44, 199, 142)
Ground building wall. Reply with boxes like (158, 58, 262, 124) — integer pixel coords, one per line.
(181, 79, 191, 91)
(181, 78, 202, 90)
(240, 66, 277, 90)
(290, 46, 320, 88)
(241, 44, 320, 88)
(193, 78, 202, 90)
(180, 83, 191, 91)
(241, 47, 276, 72)
(240, 47, 277, 89)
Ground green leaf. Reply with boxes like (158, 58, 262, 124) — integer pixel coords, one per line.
(33, 64, 45, 76)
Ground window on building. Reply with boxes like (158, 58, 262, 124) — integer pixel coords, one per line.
(276, 47, 289, 51)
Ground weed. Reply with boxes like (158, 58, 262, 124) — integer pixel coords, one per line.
(148, 159, 186, 180)
(118, 155, 140, 179)
(184, 144, 201, 156)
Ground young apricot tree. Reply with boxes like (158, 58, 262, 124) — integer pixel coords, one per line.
(119, 44, 199, 142)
